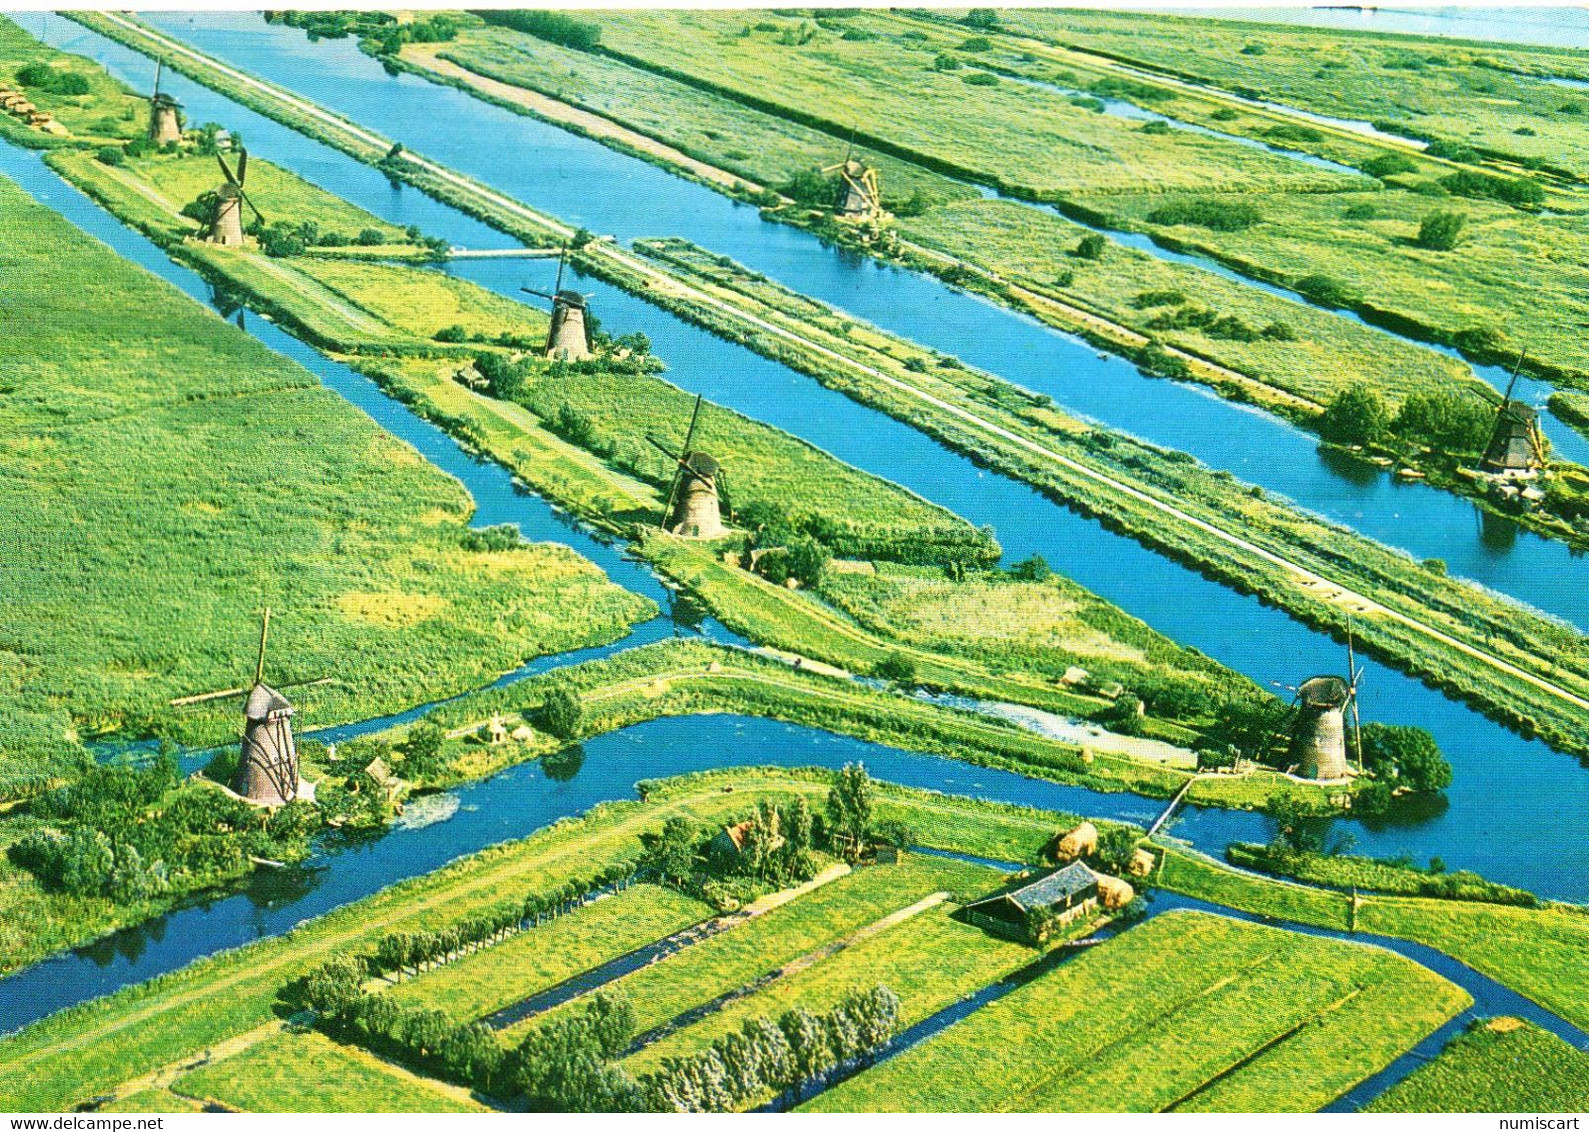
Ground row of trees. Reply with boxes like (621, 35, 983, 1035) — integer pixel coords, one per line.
(642, 985, 901, 1111)
(1319, 381, 1493, 454)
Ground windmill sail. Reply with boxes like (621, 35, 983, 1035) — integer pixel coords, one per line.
(647, 395, 727, 539)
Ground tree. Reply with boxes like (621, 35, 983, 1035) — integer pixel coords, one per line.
(1320, 383, 1390, 447)
(785, 536, 830, 589)
(1266, 792, 1325, 854)
(826, 763, 874, 861)
(539, 686, 584, 741)
(1391, 389, 1492, 453)
(403, 721, 444, 778)
(1093, 826, 1138, 874)
(1009, 553, 1051, 582)
(872, 652, 917, 686)
(642, 816, 699, 887)
(783, 796, 813, 855)
(1356, 723, 1452, 793)
(1416, 209, 1467, 251)
(779, 1006, 828, 1083)
(1074, 233, 1107, 260)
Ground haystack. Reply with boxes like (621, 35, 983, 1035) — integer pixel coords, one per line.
(1096, 873, 1135, 910)
(1129, 847, 1156, 878)
(1050, 821, 1098, 862)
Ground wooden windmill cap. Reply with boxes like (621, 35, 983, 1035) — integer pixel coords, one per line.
(244, 683, 293, 720)
(682, 451, 719, 476)
(1297, 675, 1350, 708)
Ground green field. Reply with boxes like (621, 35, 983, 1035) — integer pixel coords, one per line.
(622, 897, 1032, 1078)
(1000, 8, 1589, 179)
(0, 169, 650, 784)
(174, 1030, 487, 1113)
(510, 854, 1000, 1041)
(805, 909, 1469, 1112)
(388, 883, 709, 1023)
(1366, 1019, 1589, 1113)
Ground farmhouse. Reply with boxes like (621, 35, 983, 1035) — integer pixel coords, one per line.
(708, 812, 782, 864)
(963, 862, 1101, 944)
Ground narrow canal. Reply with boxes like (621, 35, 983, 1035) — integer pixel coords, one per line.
(0, 11, 1584, 1041)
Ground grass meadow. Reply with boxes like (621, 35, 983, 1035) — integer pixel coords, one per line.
(0, 169, 651, 780)
(1366, 1019, 1589, 1112)
(805, 909, 1468, 1112)
(388, 883, 709, 1023)
(507, 854, 999, 1042)
(174, 1030, 487, 1113)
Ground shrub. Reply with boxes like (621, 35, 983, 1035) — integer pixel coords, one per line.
(1320, 383, 1391, 447)
(931, 53, 961, 72)
(959, 35, 994, 52)
(1132, 289, 1187, 309)
(1074, 233, 1107, 260)
(1360, 152, 1419, 179)
(94, 146, 124, 167)
(1138, 119, 1172, 135)
(1295, 273, 1356, 308)
(474, 9, 600, 51)
(434, 324, 469, 343)
(1146, 197, 1263, 232)
(1416, 209, 1467, 250)
(1441, 169, 1545, 206)
(356, 227, 385, 246)
(15, 62, 90, 95)
(872, 652, 917, 685)
(962, 71, 999, 87)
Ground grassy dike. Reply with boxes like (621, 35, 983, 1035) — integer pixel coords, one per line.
(4, 753, 1584, 1112)
(57, 12, 1589, 767)
(621, 238, 1589, 759)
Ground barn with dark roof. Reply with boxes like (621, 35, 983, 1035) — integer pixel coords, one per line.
(963, 862, 1101, 944)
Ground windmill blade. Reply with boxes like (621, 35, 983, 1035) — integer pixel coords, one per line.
(152, 57, 162, 100)
(236, 147, 248, 187)
(520, 286, 556, 305)
(646, 435, 688, 526)
(169, 685, 251, 708)
(236, 184, 267, 227)
(1346, 619, 1361, 690)
(554, 245, 567, 294)
(645, 435, 683, 464)
(255, 607, 272, 685)
(216, 152, 240, 188)
(1350, 690, 1365, 772)
(716, 466, 734, 521)
(680, 393, 705, 457)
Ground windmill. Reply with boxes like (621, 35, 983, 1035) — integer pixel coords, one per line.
(1281, 625, 1363, 781)
(1479, 351, 1547, 478)
(169, 609, 329, 806)
(822, 139, 883, 223)
(647, 394, 730, 540)
(147, 58, 183, 145)
(520, 247, 593, 361)
(203, 148, 265, 247)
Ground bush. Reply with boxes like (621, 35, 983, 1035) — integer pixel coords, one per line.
(1146, 197, 1263, 232)
(1360, 152, 1419, 179)
(1132, 289, 1187, 309)
(959, 35, 994, 52)
(962, 71, 999, 87)
(94, 146, 124, 167)
(1138, 119, 1172, 135)
(1392, 388, 1491, 453)
(1074, 234, 1107, 260)
(15, 62, 90, 95)
(474, 9, 601, 51)
(1416, 209, 1467, 251)
(1295, 273, 1356, 308)
(1320, 383, 1391, 447)
(872, 653, 917, 685)
(931, 53, 961, 72)
(356, 227, 385, 247)
(1441, 169, 1545, 206)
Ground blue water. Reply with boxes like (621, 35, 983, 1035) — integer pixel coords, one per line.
(1166, 7, 1589, 50)
(0, 714, 1261, 1036)
(94, 12, 1589, 633)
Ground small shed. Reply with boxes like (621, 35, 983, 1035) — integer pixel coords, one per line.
(1049, 821, 1098, 863)
(963, 862, 1100, 944)
(708, 813, 782, 864)
(487, 713, 508, 745)
(362, 756, 403, 802)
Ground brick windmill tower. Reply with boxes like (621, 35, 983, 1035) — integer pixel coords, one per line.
(520, 247, 593, 361)
(1479, 355, 1548, 478)
(201, 148, 265, 247)
(147, 58, 182, 145)
(1284, 625, 1364, 781)
(648, 394, 731, 540)
(169, 609, 325, 806)
(823, 142, 883, 223)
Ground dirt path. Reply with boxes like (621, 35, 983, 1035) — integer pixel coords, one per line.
(405, 46, 764, 195)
